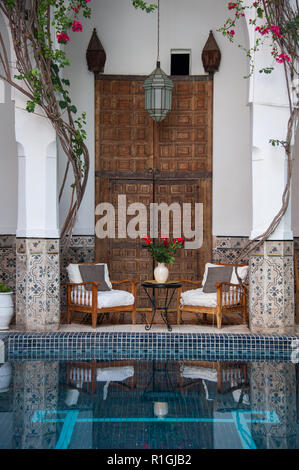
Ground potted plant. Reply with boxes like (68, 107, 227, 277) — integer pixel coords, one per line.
(0, 284, 14, 330)
(142, 236, 185, 283)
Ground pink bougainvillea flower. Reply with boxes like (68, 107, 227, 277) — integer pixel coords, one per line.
(276, 53, 291, 64)
(72, 20, 83, 32)
(57, 32, 70, 43)
(73, 5, 81, 14)
(255, 26, 270, 36)
(270, 24, 281, 38)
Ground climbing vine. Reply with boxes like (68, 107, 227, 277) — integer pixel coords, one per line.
(219, 0, 298, 285)
(0, 0, 156, 250)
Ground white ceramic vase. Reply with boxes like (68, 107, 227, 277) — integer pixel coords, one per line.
(154, 401, 169, 418)
(154, 263, 169, 283)
(0, 292, 14, 330)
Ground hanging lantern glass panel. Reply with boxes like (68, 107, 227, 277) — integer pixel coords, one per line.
(143, 62, 174, 122)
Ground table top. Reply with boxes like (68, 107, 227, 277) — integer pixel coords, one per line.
(141, 280, 182, 289)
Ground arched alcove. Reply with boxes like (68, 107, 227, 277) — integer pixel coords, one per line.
(0, 11, 18, 236)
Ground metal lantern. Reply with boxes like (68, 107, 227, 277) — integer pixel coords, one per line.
(202, 30, 221, 75)
(143, 61, 174, 122)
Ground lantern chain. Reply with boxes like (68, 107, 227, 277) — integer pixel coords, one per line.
(157, 0, 160, 65)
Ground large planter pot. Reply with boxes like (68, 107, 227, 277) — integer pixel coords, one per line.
(154, 263, 169, 283)
(0, 363, 12, 393)
(0, 292, 14, 330)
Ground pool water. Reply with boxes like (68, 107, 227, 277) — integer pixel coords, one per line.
(0, 359, 298, 449)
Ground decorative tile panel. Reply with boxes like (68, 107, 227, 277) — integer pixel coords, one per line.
(16, 238, 60, 332)
(250, 362, 297, 449)
(12, 361, 59, 449)
(0, 235, 16, 292)
(249, 241, 295, 335)
(0, 235, 95, 317)
(212, 236, 249, 265)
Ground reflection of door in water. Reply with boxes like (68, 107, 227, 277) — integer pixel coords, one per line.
(95, 76, 213, 310)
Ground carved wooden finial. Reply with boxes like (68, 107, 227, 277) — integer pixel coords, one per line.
(86, 28, 106, 74)
(202, 30, 221, 75)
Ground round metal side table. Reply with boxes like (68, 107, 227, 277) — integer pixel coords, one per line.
(141, 281, 182, 332)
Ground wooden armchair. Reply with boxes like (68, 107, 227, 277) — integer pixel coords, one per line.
(65, 263, 139, 328)
(176, 263, 248, 329)
(66, 360, 136, 396)
(179, 361, 248, 394)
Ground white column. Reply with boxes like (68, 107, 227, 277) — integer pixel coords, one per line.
(249, 41, 293, 240)
(247, 26, 295, 334)
(15, 98, 59, 239)
(14, 90, 60, 331)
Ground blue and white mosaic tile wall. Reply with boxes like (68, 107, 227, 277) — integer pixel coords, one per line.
(0, 235, 95, 316)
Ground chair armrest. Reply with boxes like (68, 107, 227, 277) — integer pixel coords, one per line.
(111, 279, 139, 296)
(214, 282, 241, 289)
(65, 281, 100, 288)
(215, 282, 247, 293)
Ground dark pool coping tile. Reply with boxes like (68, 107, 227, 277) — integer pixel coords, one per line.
(2, 331, 299, 362)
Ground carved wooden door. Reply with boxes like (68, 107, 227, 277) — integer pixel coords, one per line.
(95, 76, 213, 310)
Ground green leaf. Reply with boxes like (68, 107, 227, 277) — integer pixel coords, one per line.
(59, 100, 67, 109)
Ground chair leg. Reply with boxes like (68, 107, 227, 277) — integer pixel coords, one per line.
(113, 312, 120, 324)
(132, 307, 136, 325)
(91, 311, 97, 329)
(216, 309, 222, 329)
(67, 305, 71, 324)
(242, 296, 247, 325)
(177, 307, 182, 325)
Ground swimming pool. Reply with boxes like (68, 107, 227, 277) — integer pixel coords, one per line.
(0, 357, 298, 449)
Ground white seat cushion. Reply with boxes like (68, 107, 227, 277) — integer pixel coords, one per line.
(181, 366, 217, 382)
(96, 366, 134, 382)
(181, 286, 243, 308)
(181, 288, 218, 308)
(69, 366, 134, 387)
(71, 289, 134, 309)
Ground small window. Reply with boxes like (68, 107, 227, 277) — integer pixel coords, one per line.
(171, 49, 191, 76)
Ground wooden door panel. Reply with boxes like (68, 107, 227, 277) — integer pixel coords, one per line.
(95, 76, 213, 319)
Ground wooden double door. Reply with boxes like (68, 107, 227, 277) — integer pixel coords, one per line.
(95, 75, 213, 309)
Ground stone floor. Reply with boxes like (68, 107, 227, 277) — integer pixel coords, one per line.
(58, 323, 299, 335)
(59, 323, 252, 334)
(7, 320, 299, 335)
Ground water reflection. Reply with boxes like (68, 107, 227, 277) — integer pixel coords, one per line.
(0, 359, 298, 449)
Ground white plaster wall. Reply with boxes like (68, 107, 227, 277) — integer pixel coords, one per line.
(291, 128, 299, 236)
(59, 0, 252, 236)
(0, 14, 17, 235)
(0, 1, 296, 239)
